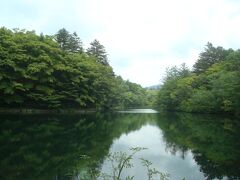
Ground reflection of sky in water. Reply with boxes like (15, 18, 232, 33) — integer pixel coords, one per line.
(117, 109, 158, 113)
(101, 124, 205, 180)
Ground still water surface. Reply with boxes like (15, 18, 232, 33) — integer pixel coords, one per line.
(0, 109, 239, 180)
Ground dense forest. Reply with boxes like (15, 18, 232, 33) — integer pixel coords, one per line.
(1, 27, 239, 115)
(157, 43, 240, 116)
(0, 27, 152, 110)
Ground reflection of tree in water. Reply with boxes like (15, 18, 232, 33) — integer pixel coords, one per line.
(165, 142, 188, 159)
(157, 112, 240, 180)
(193, 150, 240, 180)
(1, 112, 239, 180)
(0, 113, 157, 180)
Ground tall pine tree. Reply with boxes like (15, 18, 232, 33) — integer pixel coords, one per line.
(87, 39, 109, 65)
(55, 28, 83, 53)
(193, 42, 231, 74)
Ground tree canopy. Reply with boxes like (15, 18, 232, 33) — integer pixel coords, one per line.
(86, 39, 109, 65)
(54, 28, 83, 53)
(0, 27, 150, 110)
(193, 42, 232, 74)
(158, 43, 240, 116)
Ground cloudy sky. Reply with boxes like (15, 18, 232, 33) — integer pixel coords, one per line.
(1, 0, 240, 87)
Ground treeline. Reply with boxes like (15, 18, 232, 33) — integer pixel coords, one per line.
(0, 27, 148, 110)
(158, 43, 240, 116)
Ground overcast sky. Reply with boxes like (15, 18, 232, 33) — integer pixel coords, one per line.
(1, 0, 240, 87)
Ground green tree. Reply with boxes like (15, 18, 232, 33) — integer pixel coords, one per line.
(0, 27, 148, 110)
(158, 64, 191, 110)
(68, 32, 84, 53)
(158, 43, 240, 116)
(55, 28, 70, 51)
(55, 28, 83, 53)
(87, 39, 109, 65)
(193, 42, 231, 74)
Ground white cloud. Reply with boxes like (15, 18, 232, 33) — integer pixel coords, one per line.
(1, 0, 240, 86)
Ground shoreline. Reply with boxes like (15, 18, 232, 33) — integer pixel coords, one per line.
(0, 108, 96, 114)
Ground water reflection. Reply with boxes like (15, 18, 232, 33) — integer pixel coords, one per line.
(117, 109, 158, 113)
(156, 113, 240, 180)
(103, 124, 204, 180)
(0, 111, 239, 180)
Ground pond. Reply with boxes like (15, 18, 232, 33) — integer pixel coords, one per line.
(0, 109, 239, 180)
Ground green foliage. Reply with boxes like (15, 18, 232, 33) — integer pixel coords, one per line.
(121, 81, 148, 108)
(87, 39, 109, 66)
(0, 112, 239, 179)
(0, 27, 149, 109)
(164, 63, 190, 81)
(158, 43, 240, 116)
(54, 28, 83, 53)
(140, 158, 170, 180)
(102, 147, 145, 180)
(193, 42, 232, 74)
(158, 64, 192, 111)
(156, 112, 240, 179)
(87, 147, 169, 180)
(145, 89, 158, 107)
(0, 113, 166, 180)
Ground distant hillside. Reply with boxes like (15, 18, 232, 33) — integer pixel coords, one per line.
(145, 84, 161, 90)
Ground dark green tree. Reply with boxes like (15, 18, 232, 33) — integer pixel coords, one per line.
(55, 28, 83, 53)
(55, 28, 70, 51)
(86, 39, 109, 65)
(68, 32, 84, 53)
(0, 27, 149, 110)
(193, 42, 231, 74)
(158, 44, 240, 116)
